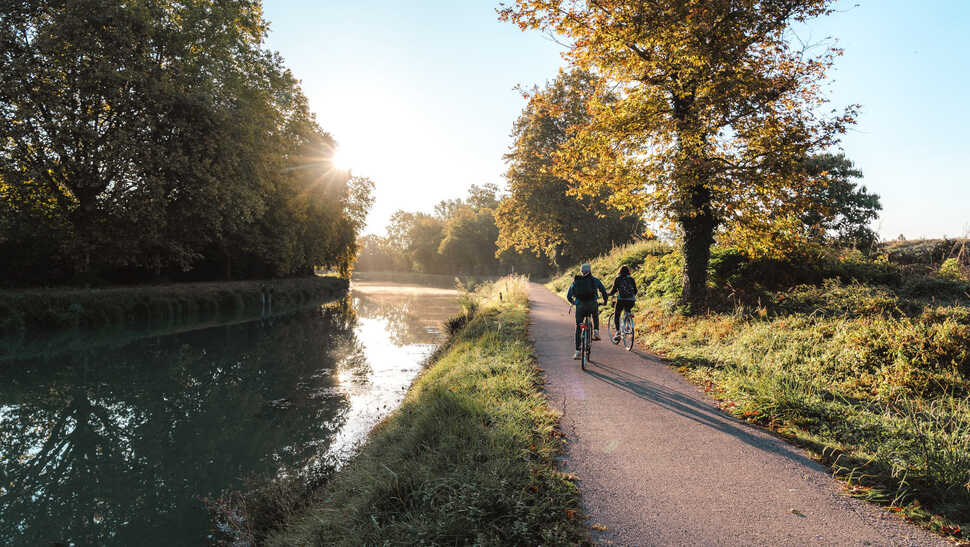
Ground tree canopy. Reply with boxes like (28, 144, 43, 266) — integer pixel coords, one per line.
(496, 68, 643, 267)
(500, 0, 856, 310)
(801, 153, 881, 251)
(0, 0, 371, 284)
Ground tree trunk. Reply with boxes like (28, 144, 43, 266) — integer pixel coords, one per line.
(679, 184, 715, 314)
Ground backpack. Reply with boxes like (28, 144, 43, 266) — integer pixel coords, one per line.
(573, 275, 596, 301)
(616, 276, 636, 299)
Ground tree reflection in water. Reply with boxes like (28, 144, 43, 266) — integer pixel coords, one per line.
(351, 282, 459, 347)
(0, 282, 458, 546)
(0, 300, 359, 546)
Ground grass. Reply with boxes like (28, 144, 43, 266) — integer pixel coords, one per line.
(550, 243, 970, 541)
(0, 276, 347, 337)
(548, 239, 672, 295)
(264, 275, 587, 546)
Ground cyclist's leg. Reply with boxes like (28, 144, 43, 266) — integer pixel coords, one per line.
(620, 300, 635, 327)
(613, 302, 622, 331)
(591, 302, 600, 331)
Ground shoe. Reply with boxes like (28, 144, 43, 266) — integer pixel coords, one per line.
(612, 333, 621, 343)
(592, 330, 601, 341)
(572, 350, 581, 360)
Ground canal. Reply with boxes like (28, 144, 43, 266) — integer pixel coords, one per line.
(0, 277, 459, 546)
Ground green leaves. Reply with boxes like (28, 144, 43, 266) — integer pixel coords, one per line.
(0, 1, 371, 283)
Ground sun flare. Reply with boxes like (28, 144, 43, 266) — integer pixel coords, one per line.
(330, 148, 351, 172)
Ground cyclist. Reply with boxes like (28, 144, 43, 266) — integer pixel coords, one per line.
(608, 265, 638, 343)
(567, 263, 608, 360)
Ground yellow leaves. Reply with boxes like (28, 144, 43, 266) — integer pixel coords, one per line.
(501, 0, 854, 248)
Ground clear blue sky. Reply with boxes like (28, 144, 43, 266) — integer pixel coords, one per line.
(263, 1, 969, 240)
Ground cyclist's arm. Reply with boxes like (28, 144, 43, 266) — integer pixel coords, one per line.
(596, 279, 609, 304)
(607, 278, 618, 297)
(566, 282, 576, 305)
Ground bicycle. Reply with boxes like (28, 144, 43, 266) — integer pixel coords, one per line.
(608, 299, 636, 352)
(579, 312, 593, 370)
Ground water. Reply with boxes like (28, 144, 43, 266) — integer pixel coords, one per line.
(0, 278, 458, 546)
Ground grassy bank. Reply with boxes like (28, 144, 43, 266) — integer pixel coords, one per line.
(262, 276, 586, 546)
(0, 276, 348, 336)
(551, 241, 970, 539)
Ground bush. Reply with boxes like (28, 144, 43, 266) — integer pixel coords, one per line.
(940, 258, 969, 282)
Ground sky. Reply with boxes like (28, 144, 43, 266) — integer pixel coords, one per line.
(263, 1, 969, 240)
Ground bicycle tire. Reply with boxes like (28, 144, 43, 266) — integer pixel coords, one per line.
(581, 316, 591, 369)
(623, 314, 635, 351)
(580, 328, 587, 370)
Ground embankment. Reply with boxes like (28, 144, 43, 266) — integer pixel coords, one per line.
(265, 276, 587, 546)
(0, 276, 348, 337)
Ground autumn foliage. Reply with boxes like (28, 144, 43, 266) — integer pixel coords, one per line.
(500, 0, 857, 310)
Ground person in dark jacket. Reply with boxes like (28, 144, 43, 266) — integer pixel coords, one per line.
(566, 263, 608, 359)
(607, 265, 637, 343)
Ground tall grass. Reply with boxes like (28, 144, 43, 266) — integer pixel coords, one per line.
(266, 275, 587, 546)
(551, 244, 970, 538)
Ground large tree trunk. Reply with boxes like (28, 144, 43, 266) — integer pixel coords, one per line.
(679, 184, 715, 314)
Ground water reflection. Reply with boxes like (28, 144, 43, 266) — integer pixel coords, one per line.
(0, 281, 457, 546)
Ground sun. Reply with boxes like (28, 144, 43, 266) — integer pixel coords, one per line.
(330, 147, 351, 172)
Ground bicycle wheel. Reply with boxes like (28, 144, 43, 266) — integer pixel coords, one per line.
(581, 317, 591, 369)
(623, 314, 635, 351)
(580, 327, 587, 370)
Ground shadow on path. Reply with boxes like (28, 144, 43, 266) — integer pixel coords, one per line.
(582, 359, 822, 471)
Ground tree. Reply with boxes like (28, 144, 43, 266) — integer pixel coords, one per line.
(1, 0, 268, 276)
(438, 207, 501, 274)
(501, 1, 855, 311)
(801, 153, 881, 251)
(1, 1, 371, 284)
(496, 69, 642, 267)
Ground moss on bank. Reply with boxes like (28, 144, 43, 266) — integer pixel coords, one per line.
(266, 276, 587, 546)
(0, 276, 348, 336)
(550, 242, 970, 539)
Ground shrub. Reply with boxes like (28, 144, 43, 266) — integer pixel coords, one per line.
(940, 258, 969, 282)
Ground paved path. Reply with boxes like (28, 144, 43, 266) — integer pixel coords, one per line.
(528, 283, 946, 547)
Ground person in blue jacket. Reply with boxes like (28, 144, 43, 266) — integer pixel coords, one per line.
(567, 263, 608, 359)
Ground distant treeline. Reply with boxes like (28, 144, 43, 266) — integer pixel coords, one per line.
(0, 1, 372, 286)
(356, 183, 642, 277)
(356, 184, 552, 276)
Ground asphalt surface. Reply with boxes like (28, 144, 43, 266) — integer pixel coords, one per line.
(528, 283, 947, 547)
